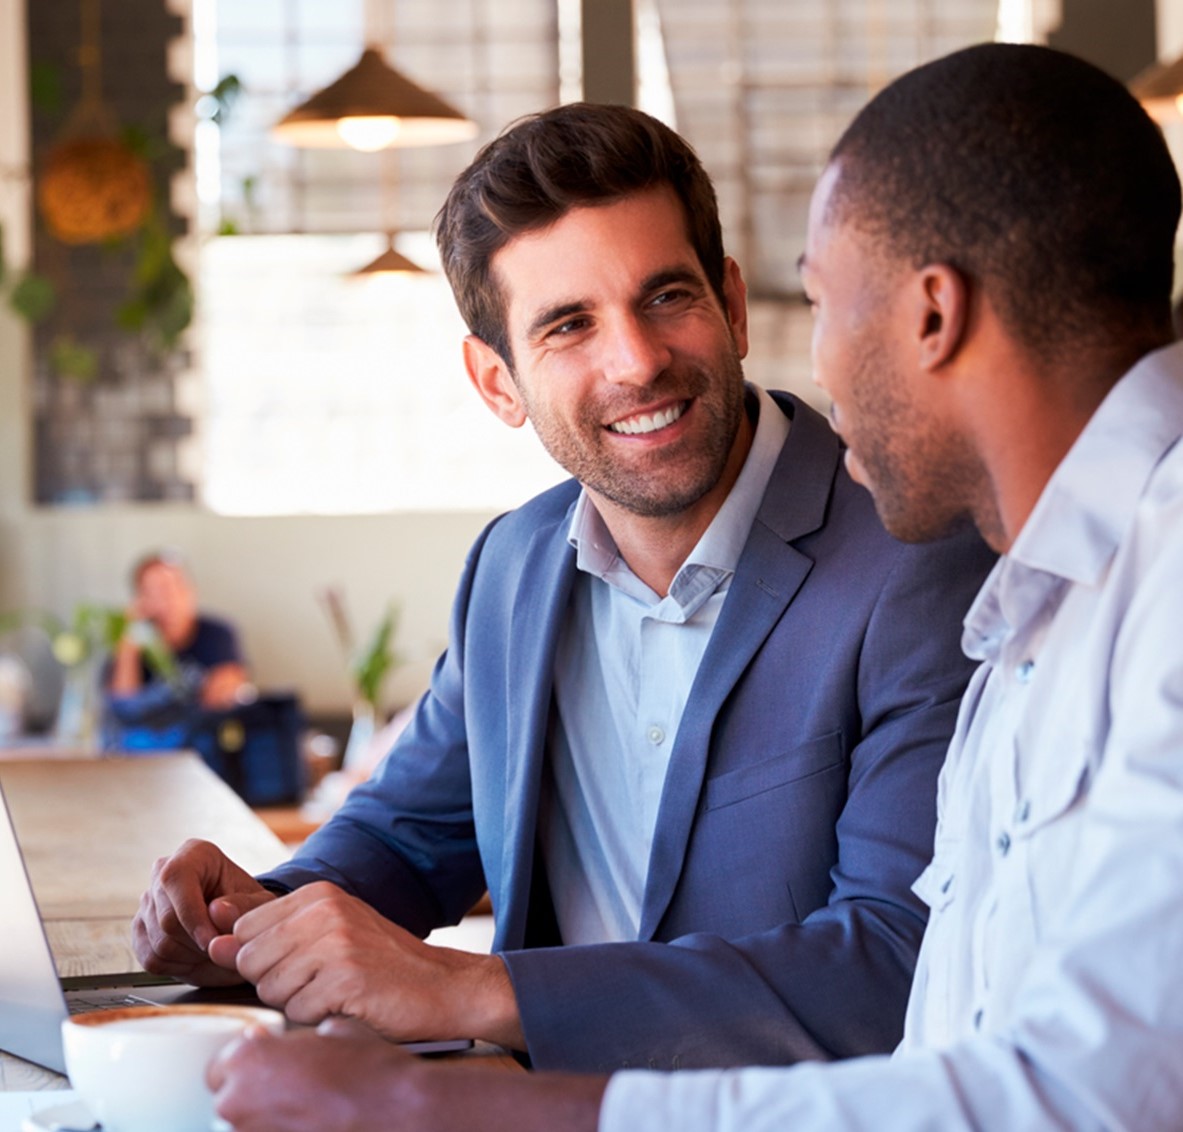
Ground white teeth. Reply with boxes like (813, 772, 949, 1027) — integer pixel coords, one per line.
(609, 402, 685, 435)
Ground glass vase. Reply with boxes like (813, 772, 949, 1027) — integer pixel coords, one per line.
(55, 655, 101, 752)
(341, 699, 376, 774)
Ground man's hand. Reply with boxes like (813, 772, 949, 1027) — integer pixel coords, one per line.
(225, 881, 525, 1048)
(131, 838, 276, 985)
(201, 661, 252, 709)
(209, 1018, 607, 1132)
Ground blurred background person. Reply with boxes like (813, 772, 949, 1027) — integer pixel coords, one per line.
(107, 551, 251, 713)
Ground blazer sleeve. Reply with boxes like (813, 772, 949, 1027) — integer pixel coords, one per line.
(257, 523, 497, 938)
(501, 526, 995, 1071)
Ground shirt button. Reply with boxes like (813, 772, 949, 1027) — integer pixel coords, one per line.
(1015, 660, 1035, 684)
(647, 726, 665, 745)
(1014, 800, 1031, 824)
(996, 831, 1011, 856)
(973, 1008, 984, 1030)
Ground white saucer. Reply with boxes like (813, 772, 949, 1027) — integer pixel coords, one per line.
(21, 1097, 97, 1132)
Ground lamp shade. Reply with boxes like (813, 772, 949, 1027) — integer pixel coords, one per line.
(1130, 53, 1183, 124)
(273, 47, 478, 149)
(353, 242, 428, 276)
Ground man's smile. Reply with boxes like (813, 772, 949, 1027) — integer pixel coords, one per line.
(606, 399, 690, 436)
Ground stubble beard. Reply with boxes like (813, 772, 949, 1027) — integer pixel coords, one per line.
(526, 345, 747, 519)
(846, 342, 973, 545)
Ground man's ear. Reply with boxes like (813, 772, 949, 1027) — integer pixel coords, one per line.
(463, 335, 527, 428)
(721, 256, 750, 359)
(915, 263, 969, 371)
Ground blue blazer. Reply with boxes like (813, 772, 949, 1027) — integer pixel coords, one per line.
(267, 393, 994, 1071)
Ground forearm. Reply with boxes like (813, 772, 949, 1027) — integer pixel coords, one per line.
(505, 907, 920, 1071)
(400, 1062, 607, 1132)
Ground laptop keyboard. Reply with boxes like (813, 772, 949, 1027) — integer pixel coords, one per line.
(67, 993, 157, 1015)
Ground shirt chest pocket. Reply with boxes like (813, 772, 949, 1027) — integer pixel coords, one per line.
(1011, 735, 1096, 839)
(1009, 734, 1098, 939)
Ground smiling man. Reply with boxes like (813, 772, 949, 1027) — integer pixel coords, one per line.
(134, 103, 991, 1073)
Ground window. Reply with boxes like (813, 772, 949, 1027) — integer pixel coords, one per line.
(195, 0, 563, 514)
(199, 231, 562, 514)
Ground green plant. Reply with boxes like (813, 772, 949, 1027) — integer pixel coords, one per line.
(319, 588, 402, 711)
(353, 604, 400, 709)
(0, 223, 55, 325)
(0, 603, 178, 683)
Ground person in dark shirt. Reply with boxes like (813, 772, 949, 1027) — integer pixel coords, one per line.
(108, 551, 249, 710)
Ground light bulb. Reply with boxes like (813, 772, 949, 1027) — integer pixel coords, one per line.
(336, 116, 402, 151)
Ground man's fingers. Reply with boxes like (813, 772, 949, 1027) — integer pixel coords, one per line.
(207, 932, 243, 971)
(134, 886, 209, 972)
(133, 842, 271, 986)
(207, 1026, 276, 1091)
(247, 940, 327, 1019)
(209, 890, 276, 932)
(316, 1016, 378, 1039)
(151, 851, 220, 950)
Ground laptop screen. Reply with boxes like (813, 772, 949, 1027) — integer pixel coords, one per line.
(0, 779, 76, 1073)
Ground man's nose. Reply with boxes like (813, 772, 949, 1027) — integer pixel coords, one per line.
(600, 315, 672, 386)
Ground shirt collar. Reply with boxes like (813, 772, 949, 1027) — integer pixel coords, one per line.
(568, 383, 790, 605)
(963, 341, 1183, 662)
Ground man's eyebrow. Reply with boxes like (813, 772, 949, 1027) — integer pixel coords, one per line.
(525, 300, 589, 341)
(641, 266, 706, 293)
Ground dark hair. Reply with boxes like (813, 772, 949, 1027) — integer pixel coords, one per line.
(434, 102, 725, 366)
(828, 43, 1181, 362)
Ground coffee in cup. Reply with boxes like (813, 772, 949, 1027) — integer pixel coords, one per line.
(61, 1003, 285, 1132)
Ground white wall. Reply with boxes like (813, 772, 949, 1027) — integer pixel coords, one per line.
(1160, 0, 1183, 57)
(0, 490, 492, 715)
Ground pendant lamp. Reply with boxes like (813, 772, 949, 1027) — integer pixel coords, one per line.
(272, 46, 478, 151)
(1130, 53, 1183, 123)
(352, 236, 428, 276)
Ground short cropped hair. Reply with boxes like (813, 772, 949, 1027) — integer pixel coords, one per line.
(130, 549, 187, 590)
(434, 102, 725, 366)
(828, 43, 1181, 361)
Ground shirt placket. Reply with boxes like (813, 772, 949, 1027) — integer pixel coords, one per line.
(970, 619, 1045, 1033)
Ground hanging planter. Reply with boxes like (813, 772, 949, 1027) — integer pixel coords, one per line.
(35, 0, 153, 246)
(38, 133, 152, 245)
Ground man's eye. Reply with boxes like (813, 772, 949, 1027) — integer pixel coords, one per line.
(651, 288, 690, 308)
(549, 317, 587, 337)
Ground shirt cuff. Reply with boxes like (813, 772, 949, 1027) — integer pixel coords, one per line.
(599, 1070, 727, 1132)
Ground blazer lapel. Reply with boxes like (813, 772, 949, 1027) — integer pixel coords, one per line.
(638, 395, 843, 939)
(497, 508, 578, 950)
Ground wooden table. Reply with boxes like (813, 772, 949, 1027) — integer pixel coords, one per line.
(0, 752, 289, 1091)
(0, 752, 515, 1094)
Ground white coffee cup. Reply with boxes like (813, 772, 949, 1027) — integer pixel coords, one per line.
(61, 1003, 285, 1132)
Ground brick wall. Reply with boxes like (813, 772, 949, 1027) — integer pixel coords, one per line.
(25, 0, 195, 504)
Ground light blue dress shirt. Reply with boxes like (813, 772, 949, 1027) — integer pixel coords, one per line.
(540, 384, 790, 945)
(600, 343, 1183, 1130)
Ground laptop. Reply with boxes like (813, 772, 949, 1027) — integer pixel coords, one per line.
(0, 779, 470, 1074)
